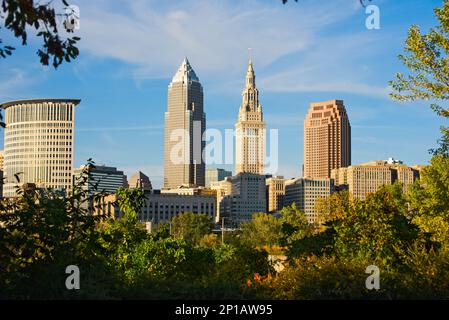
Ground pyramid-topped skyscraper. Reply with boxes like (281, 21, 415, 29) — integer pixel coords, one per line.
(163, 58, 205, 188)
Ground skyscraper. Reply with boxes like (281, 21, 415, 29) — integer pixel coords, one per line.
(0, 99, 79, 197)
(164, 58, 205, 189)
(303, 99, 351, 179)
(235, 60, 266, 175)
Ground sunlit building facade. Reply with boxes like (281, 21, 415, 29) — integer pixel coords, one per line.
(1, 99, 79, 197)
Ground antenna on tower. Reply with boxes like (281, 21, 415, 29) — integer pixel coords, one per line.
(248, 47, 253, 64)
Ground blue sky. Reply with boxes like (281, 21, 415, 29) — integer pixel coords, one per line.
(0, 0, 444, 188)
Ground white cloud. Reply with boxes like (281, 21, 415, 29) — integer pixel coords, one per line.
(76, 0, 360, 80)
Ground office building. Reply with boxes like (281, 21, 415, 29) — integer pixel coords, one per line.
(304, 100, 351, 179)
(73, 165, 127, 211)
(235, 60, 266, 175)
(285, 177, 334, 223)
(205, 168, 232, 187)
(129, 171, 152, 192)
(95, 192, 216, 225)
(331, 158, 421, 199)
(0, 99, 79, 197)
(164, 58, 205, 188)
(219, 173, 266, 227)
(266, 176, 287, 213)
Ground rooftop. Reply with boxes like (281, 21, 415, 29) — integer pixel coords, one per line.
(0, 99, 81, 109)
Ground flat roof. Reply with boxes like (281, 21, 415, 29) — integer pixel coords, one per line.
(0, 99, 81, 109)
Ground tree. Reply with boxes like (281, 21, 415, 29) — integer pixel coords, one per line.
(390, 0, 449, 155)
(240, 213, 282, 248)
(171, 212, 214, 246)
(1, 0, 80, 68)
(408, 155, 449, 245)
(279, 203, 315, 246)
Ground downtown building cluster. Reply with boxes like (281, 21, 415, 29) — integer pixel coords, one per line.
(0, 58, 423, 228)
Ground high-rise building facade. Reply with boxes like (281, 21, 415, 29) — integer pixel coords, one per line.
(235, 60, 266, 175)
(331, 158, 421, 200)
(205, 168, 232, 187)
(284, 177, 334, 223)
(73, 165, 127, 211)
(304, 100, 351, 179)
(1, 99, 79, 197)
(74, 165, 126, 194)
(219, 173, 266, 227)
(164, 58, 205, 189)
(266, 176, 286, 213)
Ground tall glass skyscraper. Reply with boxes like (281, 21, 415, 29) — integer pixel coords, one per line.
(164, 58, 205, 188)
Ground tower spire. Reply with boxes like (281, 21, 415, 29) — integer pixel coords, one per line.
(246, 59, 255, 88)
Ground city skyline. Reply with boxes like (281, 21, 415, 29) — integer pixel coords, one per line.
(0, 0, 441, 188)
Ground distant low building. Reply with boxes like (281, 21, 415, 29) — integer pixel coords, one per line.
(331, 158, 421, 199)
(284, 177, 334, 223)
(94, 191, 216, 225)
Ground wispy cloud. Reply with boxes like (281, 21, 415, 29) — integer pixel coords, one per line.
(76, 0, 360, 79)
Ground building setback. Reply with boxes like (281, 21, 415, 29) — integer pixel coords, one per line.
(164, 58, 205, 189)
(0, 99, 80, 197)
(304, 100, 351, 179)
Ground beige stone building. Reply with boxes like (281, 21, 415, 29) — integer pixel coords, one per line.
(304, 100, 351, 179)
(331, 158, 421, 199)
(0, 99, 79, 197)
(284, 177, 334, 223)
(164, 58, 205, 189)
(266, 176, 287, 213)
(235, 60, 266, 175)
(94, 192, 216, 225)
(210, 177, 233, 223)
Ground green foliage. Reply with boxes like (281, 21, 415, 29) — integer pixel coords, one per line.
(390, 0, 449, 155)
(408, 155, 449, 246)
(240, 213, 282, 248)
(171, 212, 214, 245)
(1, 0, 81, 67)
(279, 203, 314, 245)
